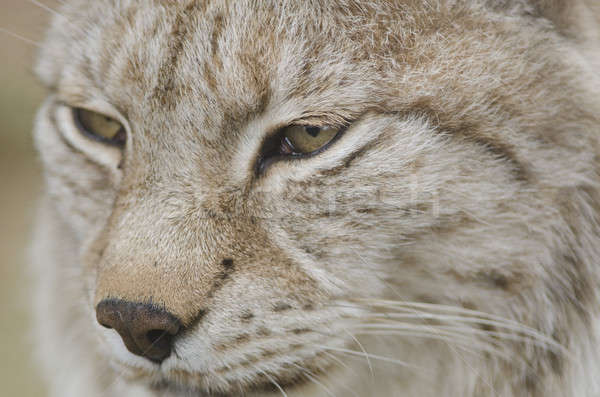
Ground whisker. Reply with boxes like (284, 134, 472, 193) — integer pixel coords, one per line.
(312, 344, 427, 372)
(354, 299, 529, 329)
(354, 322, 569, 357)
(354, 299, 510, 320)
(345, 299, 569, 355)
(319, 350, 358, 377)
(0, 27, 42, 47)
(347, 247, 502, 395)
(318, 351, 382, 397)
(320, 303, 512, 359)
(366, 311, 548, 339)
(351, 329, 509, 360)
(289, 363, 337, 397)
(328, 300, 568, 358)
(350, 248, 560, 340)
(28, 0, 63, 18)
(252, 366, 288, 397)
(342, 329, 374, 383)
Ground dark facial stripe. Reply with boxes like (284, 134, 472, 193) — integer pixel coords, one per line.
(205, 258, 236, 299)
(319, 137, 381, 177)
(404, 100, 531, 183)
(301, 99, 530, 185)
(203, 13, 225, 93)
(96, 4, 142, 86)
(151, 1, 210, 109)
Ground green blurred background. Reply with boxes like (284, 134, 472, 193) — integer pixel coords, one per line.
(0, 1, 62, 396)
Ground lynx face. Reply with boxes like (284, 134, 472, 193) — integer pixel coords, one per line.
(32, 1, 600, 396)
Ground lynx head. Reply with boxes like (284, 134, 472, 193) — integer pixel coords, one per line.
(32, 0, 600, 396)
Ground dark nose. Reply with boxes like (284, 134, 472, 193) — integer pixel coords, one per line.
(96, 299, 181, 363)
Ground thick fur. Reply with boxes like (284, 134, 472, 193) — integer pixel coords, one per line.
(31, 1, 600, 396)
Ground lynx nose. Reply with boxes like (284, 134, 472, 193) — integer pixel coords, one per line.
(96, 299, 181, 363)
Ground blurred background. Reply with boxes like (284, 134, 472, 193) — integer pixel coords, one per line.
(0, 0, 63, 395)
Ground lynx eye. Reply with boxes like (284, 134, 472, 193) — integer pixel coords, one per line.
(279, 125, 339, 155)
(256, 124, 343, 173)
(73, 108, 126, 146)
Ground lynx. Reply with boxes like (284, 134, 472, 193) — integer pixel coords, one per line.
(30, 0, 600, 396)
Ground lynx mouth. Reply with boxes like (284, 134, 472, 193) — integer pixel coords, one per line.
(144, 368, 321, 397)
(113, 354, 337, 397)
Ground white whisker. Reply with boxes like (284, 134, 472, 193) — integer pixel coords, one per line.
(352, 329, 509, 360)
(0, 27, 42, 47)
(342, 329, 375, 383)
(253, 366, 289, 397)
(347, 299, 569, 356)
(355, 299, 528, 327)
(367, 311, 553, 341)
(320, 350, 358, 377)
(28, 0, 63, 17)
(290, 363, 338, 397)
(313, 344, 427, 372)
(354, 322, 569, 357)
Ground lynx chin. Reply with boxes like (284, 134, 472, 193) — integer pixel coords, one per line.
(30, 0, 600, 396)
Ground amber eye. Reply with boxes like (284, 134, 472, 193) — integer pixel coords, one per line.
(73, 108, 126, 146)
(279, 125, 339, 155)
(256, 124, 343, 174)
